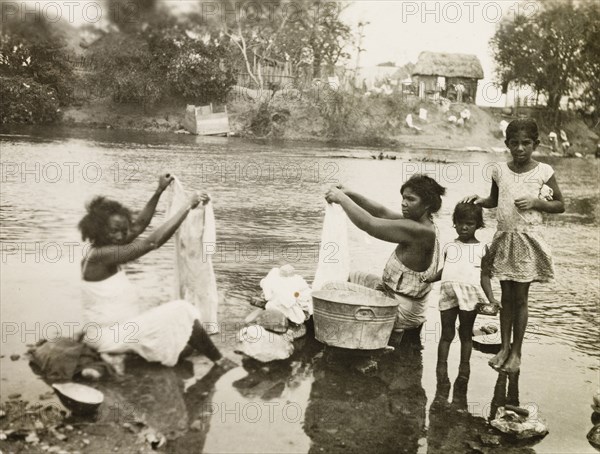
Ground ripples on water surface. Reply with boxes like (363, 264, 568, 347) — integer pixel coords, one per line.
(1, 128, 598, 453)
(2, 128, 598, 358)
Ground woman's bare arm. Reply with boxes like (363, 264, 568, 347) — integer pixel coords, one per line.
(89, 194, 202, 267)
(344, 188, 403, 220)
(128, 174, 174, 240)
(336, 192, 433, 244)
(462, 180, 499, 209)
(425, 268, 443, 283)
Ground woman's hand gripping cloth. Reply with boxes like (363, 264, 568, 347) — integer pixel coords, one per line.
(312, 203, 350, 291)
(167, 177, 219, 333)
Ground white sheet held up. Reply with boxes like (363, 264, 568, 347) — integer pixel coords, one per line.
(167, 177, 219, 332)
(312, 203, 350, 291)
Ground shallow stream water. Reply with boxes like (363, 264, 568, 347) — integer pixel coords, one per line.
(1, 127, 598, 452)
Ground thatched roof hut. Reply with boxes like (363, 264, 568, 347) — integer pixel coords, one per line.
(411, 52, 483, 103)
(412, 52, 483, 79)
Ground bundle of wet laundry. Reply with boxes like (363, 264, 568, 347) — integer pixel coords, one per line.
(238, 265, 311, 362)
(238, 204, 351, 362)
(28, 338, 115, 381)
(490, 406, 548, 439)
(260, 264, 312, 323)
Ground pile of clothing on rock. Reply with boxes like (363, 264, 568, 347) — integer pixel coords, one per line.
(238, 204, 350, 363)
(237, 264, 313, 362)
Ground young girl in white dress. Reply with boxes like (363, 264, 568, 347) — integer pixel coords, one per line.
(426, 203, 498, 378)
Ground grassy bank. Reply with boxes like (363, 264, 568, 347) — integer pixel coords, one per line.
(60, 89, 599, 155)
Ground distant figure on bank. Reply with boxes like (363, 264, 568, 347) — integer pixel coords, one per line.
(78, 174, 234, 374)
(425, 203, 499, 377)
(548, 132, 559, 154)
(463, 118, 564, 373)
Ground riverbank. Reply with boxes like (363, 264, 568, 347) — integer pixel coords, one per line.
(58, 89, 599, 155)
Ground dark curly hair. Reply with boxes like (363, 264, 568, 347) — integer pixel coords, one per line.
(78, 196, 132, 246)
(505, 118, 539, 142)
(452, 202, 484, 229)
(400, 174, 446, 214)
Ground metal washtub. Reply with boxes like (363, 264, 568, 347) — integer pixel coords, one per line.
(312, 285, 399, 350)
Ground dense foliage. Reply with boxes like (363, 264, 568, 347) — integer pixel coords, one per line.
(491, 0, 600, 122)
(0, 77, 61, 124)
(86, 16, 236, 107)
(0, 0, 352, 123)
(0, 17, 74, 123)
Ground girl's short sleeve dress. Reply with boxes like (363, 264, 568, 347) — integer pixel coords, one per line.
(488, 162, 555, 283)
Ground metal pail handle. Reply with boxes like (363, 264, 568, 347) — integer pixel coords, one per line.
(355, 307, 376, 321)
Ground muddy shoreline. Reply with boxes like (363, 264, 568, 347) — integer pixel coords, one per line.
(0, 337, 566, 454)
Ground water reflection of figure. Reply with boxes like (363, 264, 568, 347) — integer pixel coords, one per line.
(304, 343, 426, 453)
(489, 371, 521, 421)
(95, 356, 230, 451)
(486, 371, 544, 452)
(232, 337, 320, 400)
(170, 361, 232, 452)
(427, 364, 482, 453)
(428, 368, 541, 453)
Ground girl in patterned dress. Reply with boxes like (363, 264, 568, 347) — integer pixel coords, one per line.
(425, 203, 499, 377)
(463, 119, 565, 373)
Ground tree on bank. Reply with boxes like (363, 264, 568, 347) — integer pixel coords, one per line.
(200, 0, 352, 88)
(577, 1, 600, 123)
(272, 0, 352, 79)
(0, 15, 75, 123)
(490, 0, 599, 124)
(86, 3, 236, 107)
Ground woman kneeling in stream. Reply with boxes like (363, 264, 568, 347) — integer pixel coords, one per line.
(325, 174, 446, 342)
(78, 174, 235, 374)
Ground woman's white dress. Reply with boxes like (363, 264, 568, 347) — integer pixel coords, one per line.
(81, 268, 199, 367)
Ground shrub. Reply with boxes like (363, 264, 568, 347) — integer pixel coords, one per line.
(0, 77, 62, 124)
(316, 89, 366, 137)
(167, 40, 236, 105)
(247, 101, 291, 138)
(86, 20, 237, 108)
(0, 14, 75, 123)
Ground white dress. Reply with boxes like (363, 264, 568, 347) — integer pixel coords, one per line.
(439, 241, 488, 311)
(81, 265, 200, 367)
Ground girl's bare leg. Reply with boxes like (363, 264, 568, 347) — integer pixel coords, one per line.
(438, 307, 458, 364)
(437, 307, 458, 369)
(458, 309, 477, 367)
(489, 281, 513, 370)
(502, 282, 530, 373)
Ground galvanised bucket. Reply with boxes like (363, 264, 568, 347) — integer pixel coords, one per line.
(312, 286, 399, 350)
